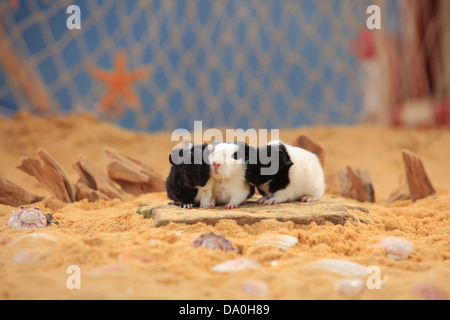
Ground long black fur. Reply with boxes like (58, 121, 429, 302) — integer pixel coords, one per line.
(244, 142, 294, 196)
(166, 143, 210, 207)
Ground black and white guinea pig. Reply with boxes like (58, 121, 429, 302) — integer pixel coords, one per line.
(208, 141, 255, 209)
(245, 140, 324, 205)
(166, 143, 215, 209)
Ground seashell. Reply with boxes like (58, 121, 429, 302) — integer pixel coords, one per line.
(89, 264, 126, 275)
(0, 234, 12, 246)
(373, 237, 413, 260)
(192, 232, 238, 253)
(117, 253, 151, 263)
(7, 233, 57, 247)
(308, 259, 368, 277)
(13, 250, 45, 265)
(335, 278, 365, 298)
(147, 239, 163, 245)
(8, 206, 50, 230)
(411, 282, 447, 300)
(254, 234, 298, 251)
(211, 258, 260, 273)
(241, 281, 269, 297)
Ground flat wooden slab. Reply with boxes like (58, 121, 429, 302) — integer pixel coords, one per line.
(139, 196, 370, 227)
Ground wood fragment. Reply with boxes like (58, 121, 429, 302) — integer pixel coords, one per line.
(104, 147, 166, 195)
(338, 167, 375, 203)
(402, 150, 435, 202)
(386, 174, 411, 203)
(0, 177, 43, 206)
(293, 135, 325, 166)
(16, 148, 75, 203)
(73, 156, 126, 201)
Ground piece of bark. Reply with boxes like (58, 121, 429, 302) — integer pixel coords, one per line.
(0, 177, 43, 206)
(386, 174, 411, 203)
(402, 150, 435, 202)
(293, 135, 325, 167)
(74, 181, 101, 202)
(338, 167, 375, 203)
(73, 156, 126, 201)
(104, 147, 166, 195)
(17, 148, 75, 203)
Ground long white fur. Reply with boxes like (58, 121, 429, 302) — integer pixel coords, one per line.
(261, 140, 325, 204)
(208, 142, 250, 208)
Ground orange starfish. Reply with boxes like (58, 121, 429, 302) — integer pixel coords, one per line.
(90, 49, 151, 115)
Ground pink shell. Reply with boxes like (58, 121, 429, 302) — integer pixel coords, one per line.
(8, 206, 47, 230)
(0, 234, 12, 246)
(411, 282, 447, 300)
(211, 258, 260, 273)
(373, 237, 413, 260)
(192, 232, 238, 253)
(241, 281, 269, 297)
(89, 264, 126, 275)
(13, 250, 45, 265)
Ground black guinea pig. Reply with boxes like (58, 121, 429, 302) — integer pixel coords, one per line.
(166, 143, 212, 209)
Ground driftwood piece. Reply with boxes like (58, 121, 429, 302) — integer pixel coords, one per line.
(147, 196, 370, 227)
(104, 147, 166, 196)
(293, 135, 325, 167)
(17, 148, 75, 203)
(0, 177, 43, 206)
(386, 174, 411, 203)
(338, 167, 375, 203)
(402, 150, 435, 202)
(73, 156, 126, 201)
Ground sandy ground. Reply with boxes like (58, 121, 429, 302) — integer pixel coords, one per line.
(0, 112, 449, 300)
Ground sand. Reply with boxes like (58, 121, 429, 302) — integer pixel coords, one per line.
(0, 112, 449, 300)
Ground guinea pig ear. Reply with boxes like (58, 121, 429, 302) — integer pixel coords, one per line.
(279, 149, 294, 169)
(243, 142, 256, 162)
(169, 148, 183, 165)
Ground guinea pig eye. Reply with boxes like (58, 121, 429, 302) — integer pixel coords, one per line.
(232, 151, 238, 160)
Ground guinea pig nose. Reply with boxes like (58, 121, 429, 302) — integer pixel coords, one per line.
(213, 162, 221, 173)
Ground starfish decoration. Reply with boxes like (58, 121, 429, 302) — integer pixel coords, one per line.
(90, 49, 151, 116)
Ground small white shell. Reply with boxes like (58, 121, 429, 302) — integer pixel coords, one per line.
(241, 281, 269, 297)
(254, 234, 298, 251)
(211, 258, 260, 273)
(308, 259, 368, 277)
(7, 233, 56, 248)
(13, 250, 44, 265)
(89, 264, 126, 275)
(373, 237, 413, 260)
(335, 278, 365, 298)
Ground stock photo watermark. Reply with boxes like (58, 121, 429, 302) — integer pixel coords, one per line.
(65, 264, 386, 292)
(66, 265, 81, 290)
(66, 5, 81, 30)
(65, 4, 381, 31)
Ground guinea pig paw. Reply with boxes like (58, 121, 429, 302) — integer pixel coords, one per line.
(239, 201, 247, 206)
(224, 203, 238, 210)
(200, 203, 215, 210)
(181, 204, 193, 209)
(256, 197, 268, 204)
(167, 201, 175, 206)
(299, 196, 314, 203)
(263, 198, 278, 206)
